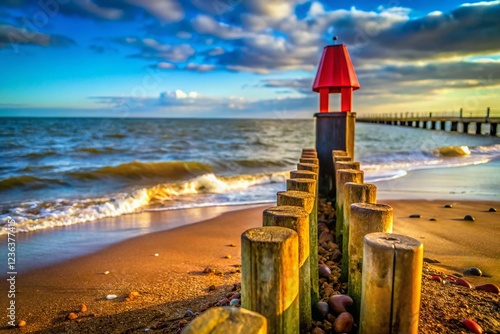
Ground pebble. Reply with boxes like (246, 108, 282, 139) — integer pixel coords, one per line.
(489, 207, 497, 212)
(17, 320, 27, 327)
(228, 243, 237, 247)
(462, 318, 483, 334)
(106, 294, 118, 300)
(128, 291, 140, 300)
(311, 327, 326, 334)
(66, 312, 78, 320)
(475, 283, 500, 294)
(203, 267, 214, 274)
(184, 310, 194, 317)
(79, 304, 87, 312)
(468, 267, 482, 276)
(409, 214, 421, 218)
(319, 265, 331, 278)
(429, 218, 437, 221)
(103, 271, 110, 275)
(319, 231, 334, 244)
(154, 253, 159, 257)
(331, 251, 342, 263)
(225, 255, 232, 259)
(316, 301, 329, 319)
(444, 204, 453, 208)
(208, 285, 216, 291)
(229, 298, 239, 306)
(464, 215, 475, 221)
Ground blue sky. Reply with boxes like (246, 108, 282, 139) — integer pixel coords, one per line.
(0, 0, 499, 118)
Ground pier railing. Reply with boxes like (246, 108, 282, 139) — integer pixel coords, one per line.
(182, 148, 423, 334)
(358, 107, 499, 121)
(357, 107, 499, 136)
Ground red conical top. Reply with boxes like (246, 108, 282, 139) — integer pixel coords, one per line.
(312, 44, 359, 93)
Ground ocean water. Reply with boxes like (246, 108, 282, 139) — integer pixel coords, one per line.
(1, 118, 500, 235)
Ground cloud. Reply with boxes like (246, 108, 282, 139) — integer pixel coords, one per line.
(347, 3, 500, 60)
(185, 63, 216, 72)
(0, 23, 75, 50)
(117, 37, 195, 62)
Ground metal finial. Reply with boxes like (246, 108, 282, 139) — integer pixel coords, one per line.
(333, 36, 338, 44)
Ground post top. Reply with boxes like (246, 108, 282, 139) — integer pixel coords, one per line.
(312, 43, 360, 93)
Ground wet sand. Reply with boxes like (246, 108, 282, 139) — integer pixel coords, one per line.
(1, 200, 499, 332)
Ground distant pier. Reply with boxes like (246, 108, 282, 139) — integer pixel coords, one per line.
(357, 107, 500, 136)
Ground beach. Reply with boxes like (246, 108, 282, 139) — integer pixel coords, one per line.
(1, 194, 499, 333)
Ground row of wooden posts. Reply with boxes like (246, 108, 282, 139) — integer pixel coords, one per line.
(183, 148, 424, 334)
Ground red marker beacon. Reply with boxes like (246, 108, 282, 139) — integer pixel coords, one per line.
(312, 38, 360, 197)
(312, 40, 360, 112)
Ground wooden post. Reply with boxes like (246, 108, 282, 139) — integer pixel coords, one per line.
(335, 169, 364, 246)
(242, 227, 299, 334)
(334, 161, 360, 174)
(263, 206, 311, 332)
(290, 170, 317, 180)
(331, 154, 352, 197)
(302, 148, 317, 154)
(315, 112, 356, 197)
(299, 157, 319, 165)
(297, 162, 319, 174)
(286, 178, 319, 306)
(277, 191, 315, 214)
(348, 203, 393, 319)
(332, 150, 348, 157)
(340, 182, 377, 282)
(181, 307, 267, 334)
(360, 233, 423, 334)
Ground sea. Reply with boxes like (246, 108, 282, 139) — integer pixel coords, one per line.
(1, 117, 500, 237)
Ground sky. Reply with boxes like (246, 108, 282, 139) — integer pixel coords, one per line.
(0, 0, 499, 118)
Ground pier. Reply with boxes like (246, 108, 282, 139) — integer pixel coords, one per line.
(357, 108, 500, 136)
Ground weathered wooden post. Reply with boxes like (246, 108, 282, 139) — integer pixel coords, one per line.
(242, 227, 299, 334)
(332, 150, 348, 157)
(340, 182, 377, 282)
(312, 41, 360, 197)
(181, 307, 267, 334)
(290, 170, 317, 180)
(286, 178, 319, 306)
(360, 233, 423, 334)
(264, 206, 311, 332)
(277, 191, 315, 214)
(348, 203, 393, 319)
(297, 162, 319, 174)
(335, 169, 364, 246)
(300, 157, 319, 165)
(331, 154, 352, 195)
(334, 161, 360, 181)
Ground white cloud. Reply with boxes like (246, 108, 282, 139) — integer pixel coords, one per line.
(307, 1, 326, 17)
(186, 63, 216, 72)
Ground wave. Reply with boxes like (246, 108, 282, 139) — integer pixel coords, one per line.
(27, 151, 58, 158)
(223, 159, 294, 169)
(434, 146, 471, 157)
(364, 144, 500, 183)
(0, 172, 287, 234)
(0, 175, 68, 191)
(104, 133, 126, 138)
(68, 161, 213, 180)
(76, 147, 117, 154)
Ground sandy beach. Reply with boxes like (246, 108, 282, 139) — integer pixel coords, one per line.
(1, 198, 499, 333)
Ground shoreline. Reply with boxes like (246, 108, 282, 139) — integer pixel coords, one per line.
(1, 199, 498, 332)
